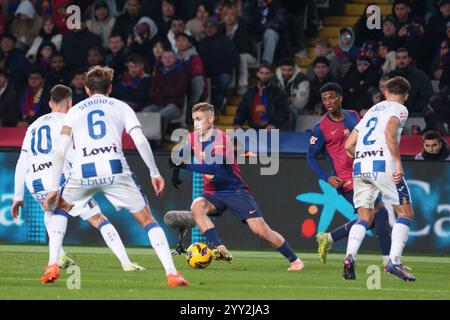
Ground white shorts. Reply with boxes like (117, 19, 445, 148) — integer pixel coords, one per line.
(60, 173, 148, 214)
(31, 191, 100, 221)
(353, 172, 412, 209)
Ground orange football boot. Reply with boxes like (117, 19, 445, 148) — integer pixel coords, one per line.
(40, 264, 60, 283)
(167, 272, 189, 287)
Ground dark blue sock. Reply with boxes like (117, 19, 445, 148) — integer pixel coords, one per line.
(374, 207, 392, 256)
(203, 227, 223, 247)
(330, 219, 357, 242)
(276, 241, 298, 263)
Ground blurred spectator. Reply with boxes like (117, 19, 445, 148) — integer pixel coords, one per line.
(167, 16, 191, 52)
(0, 3, 6, 37)
(353, 3, 383, 47)
(0, 33, 31, 89)
(388, 47, 433, 115)
(432, 21, 450, 80)
(424, 93, 450, 135)
(34, 40, 58, 73)
(86, 46, 105, 68)
(112, 54, 150, 111)
(333, 27, 359, 65)
(128, 16, 159, 63)
(306, 37, 341, 81)
(175, 33, 207, 108)
(26, 16, 62, 62)
(393, 0, 414, 28)
(0, 68, 20, 127)
(112, 0, 143, 41)
(233, 63, 289, 130)
(280, 0, 307, 59)
(0, 50, 5, 69)
(104, 33, 129, 83)
(306, 56, 340, 115)
(52, 0, 72, 34)
(378, 39, 397, 74)
(427, 0, 450, 51)
(9, 0, 43, 50)
(15, 66, 50, 127)
(46, 53, 71, 87)
(214, 0, 241, 20)
(70, 69, 88, 105)
(272, 58, 309, 129)
(378, 75, 390, 100)
(398, 17, 434, 73)
(186, 2, 211, 41)
(415, 130, 450, 160)
(142, 49, 188, 138)
(380, 15, 401, 51)
(60, 17, 103, 73)
(198, 17, 239, 111)
(359, 40, 381, 71)
(155, 0, 177, 39)
(240, 0, 288, 64)
(150, 38, 170, 74)
(222, 4, 256, 96)
(86, 0, 117, 49)
(342, 55, 380, 114)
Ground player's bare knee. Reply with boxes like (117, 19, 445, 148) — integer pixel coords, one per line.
(191, 198, 208, 216)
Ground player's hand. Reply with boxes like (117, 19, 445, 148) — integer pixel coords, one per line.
(11, 201, 24, 219)
(152, 176, 165, 197)
(43, 191, 58, 211)
(327, 176, 343, 188)
(393, 163, 404, 184)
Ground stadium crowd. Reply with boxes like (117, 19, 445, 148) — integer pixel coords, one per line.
(0, 0, 449, 142)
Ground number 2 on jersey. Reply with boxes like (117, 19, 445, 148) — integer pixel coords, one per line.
(31, 125, 52, 155)
(363, 117, 378, 145)
(87, 110, 106, 140)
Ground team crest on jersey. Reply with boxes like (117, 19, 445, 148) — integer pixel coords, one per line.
(310, 136, 318, 145)
(399, 112, 407, 120)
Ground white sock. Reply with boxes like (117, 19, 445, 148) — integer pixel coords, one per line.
(45, 211, 68, 265)
(59, 247, 66, 258)
(346, 223, 367, 259)
(99, 222, 131, 266)
(146, 224, 177, 276)
(327, 233, 334, 243)
(389, 220, 410, 265)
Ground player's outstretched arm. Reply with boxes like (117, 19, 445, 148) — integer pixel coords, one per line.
(43, 126, 72, 211)
(345, 129, 358, 158)
(385, 116, 403, 183)
(11, 149, 27, 218)
(128, 127, 164, 196)
(307, 125, 330, 182)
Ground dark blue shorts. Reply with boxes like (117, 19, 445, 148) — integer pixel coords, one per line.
(339, 189, 382, 212)
(201, 190, 263, 223)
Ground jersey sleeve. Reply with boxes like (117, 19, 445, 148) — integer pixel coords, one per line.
(122, 102, 142, 134)
(306, 122, 329, 181)
(21, 127, 33, 152)
(389, 105, 409, 128)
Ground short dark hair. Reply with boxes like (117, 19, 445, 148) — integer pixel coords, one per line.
(28, 65, 46, 78)
(423, 130, 442, 141)
(0, 68, 8, 78)
(313, 56, 330, 67)
(396, 47, 411, 57)
(257, 62, 272, 72)
(279, 58, 295, 68)
(50, 84, 72, 103)
(319, 82, 343, 96)
(109, 32, 125, 42)
(85, 66, 114, 94)
(386, 76, 410, 95)
(127, 54, 145, 65)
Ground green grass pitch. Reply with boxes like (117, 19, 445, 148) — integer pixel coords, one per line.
(0, 244, 449, 300)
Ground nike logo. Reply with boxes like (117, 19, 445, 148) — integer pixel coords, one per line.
(331, 130, 338, 135)
(398, 186, 405, 192)
(249, 210, 257, 214)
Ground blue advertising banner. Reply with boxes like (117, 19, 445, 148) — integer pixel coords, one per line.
(0, 150, 448, 253)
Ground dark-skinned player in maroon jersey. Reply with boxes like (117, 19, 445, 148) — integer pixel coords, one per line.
(169, 102, 304, 271)
(307, 83, 392, 269)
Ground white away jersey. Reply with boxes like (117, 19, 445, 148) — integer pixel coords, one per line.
(353, 100, 408, 174)
(21, 112, 72, 193)
(64, 94, 141, 179)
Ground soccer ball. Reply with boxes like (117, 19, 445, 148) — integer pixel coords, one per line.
(185, 243, 212, 269)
